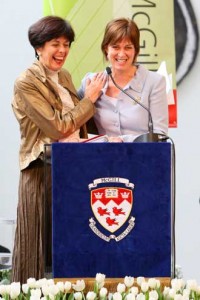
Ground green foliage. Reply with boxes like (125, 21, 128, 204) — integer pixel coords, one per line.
(0, 269, 11, 284)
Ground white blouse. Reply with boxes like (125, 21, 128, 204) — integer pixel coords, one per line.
(48, 70, 80, 142)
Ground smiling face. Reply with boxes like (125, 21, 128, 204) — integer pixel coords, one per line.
(106, 38, 136, 72)
(36, 36, 70, 71)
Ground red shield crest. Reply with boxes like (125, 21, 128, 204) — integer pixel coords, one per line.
(91, 187, 133, 233)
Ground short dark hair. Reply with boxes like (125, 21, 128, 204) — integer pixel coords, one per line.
(101, 18, 140, 63)
(28, 15, 75, 51)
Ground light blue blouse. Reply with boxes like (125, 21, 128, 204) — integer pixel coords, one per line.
(78, 65, 168, 142)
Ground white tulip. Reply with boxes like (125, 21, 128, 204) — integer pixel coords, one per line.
(136, 292, 145, 300)
(149, 290, 158, 300)
(10, 282, 21, 299)
(86, 291, 96, 300)
(5, 285, 11, 294)
(36, 278, 48, 288)
(41, 285, 50, 296)
(136, 277, 145, 287)
(124, 276, 134, 288)
(130, 287, 139, 296)
(197, 286, 200, 294)
(99, 287, 108, 298)
(49, 294, 55, 300)
(141, 282, 149, 293)
(48, 284, 59, 296)
(171, 279, 184, 292)
(31, 288, 42, 298)
(30, 296, 41, 300)
(0, 285, 9, 295)
(179, 279, 185, 289)
(163, 287, 170, 297)
(148, 279, 157, 289)
(113, 292, 122, 300)
(0, 285, 9, 297)
(174, 294, 183, 300)
(117, 283, 126, 293)
(72, 280, 86, 292)
(22, 284, 29, 294)
(64, 281, 72, 292)
(182, 295, 189, 300)
(186, 279, 198, 292)
(74, 292, 83, 300)
(182, 289, 190, 297)
(126, 293, 136, 300)
(27, 278, 37, 289)
(56, 282, 65, 293)
(47, 279, 55, 286)
(169, 288, 177, 298)
(96, 273, 106, 284)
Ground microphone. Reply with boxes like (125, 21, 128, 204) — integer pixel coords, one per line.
(106, 67, 167, 142)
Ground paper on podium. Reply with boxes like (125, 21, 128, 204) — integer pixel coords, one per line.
(83, 135, 109, 143)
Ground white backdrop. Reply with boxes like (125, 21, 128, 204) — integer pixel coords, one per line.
(0, 0, 200, 281)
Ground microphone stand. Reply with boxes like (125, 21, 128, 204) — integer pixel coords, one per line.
(106, 67, 176, 276)
(106, 67, 167, 142)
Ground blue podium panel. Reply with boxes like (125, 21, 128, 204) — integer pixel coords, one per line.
(52, 143, 172, 278)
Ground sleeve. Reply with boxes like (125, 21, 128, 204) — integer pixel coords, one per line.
(77, 72, 94, 99)
(14, 77, 95, 140)
(149, 74, 169, 135)
(120, 74, 168, 142)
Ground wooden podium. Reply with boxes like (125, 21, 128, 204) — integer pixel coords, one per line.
(46, 142, 175, 285)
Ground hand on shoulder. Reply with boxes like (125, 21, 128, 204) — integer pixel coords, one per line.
(85, 72, 107, 103)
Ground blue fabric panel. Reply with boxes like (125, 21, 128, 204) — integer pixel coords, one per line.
(52, 143, 171, 278)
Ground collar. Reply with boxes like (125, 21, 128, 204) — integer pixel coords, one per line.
(28, 60, 77, 96)
(102, 65, 148, 94)
(126, 64, 148, 93)
(28, 60, 65, 84)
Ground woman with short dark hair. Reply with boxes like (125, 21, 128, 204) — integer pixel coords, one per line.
(12, 15, 106, 283)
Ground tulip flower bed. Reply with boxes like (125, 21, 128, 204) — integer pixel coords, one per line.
(0, 273, 200, 300)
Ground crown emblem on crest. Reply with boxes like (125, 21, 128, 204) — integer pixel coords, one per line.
(94, 192, 103, 199)
(121, 192, 130, 199)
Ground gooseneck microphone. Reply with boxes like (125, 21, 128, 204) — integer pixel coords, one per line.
(105, 67, 167, 142)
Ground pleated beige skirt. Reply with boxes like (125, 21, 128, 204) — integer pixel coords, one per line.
(12, 159, 52, 283)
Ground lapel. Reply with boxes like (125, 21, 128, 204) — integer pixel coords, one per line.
(30, 60, 79, 108)
(58, 72, 80, 105)
(128, 64, 148, 93)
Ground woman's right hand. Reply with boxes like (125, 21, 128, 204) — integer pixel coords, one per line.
(85, 72, 107, 103)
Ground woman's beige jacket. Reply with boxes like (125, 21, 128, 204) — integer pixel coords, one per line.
(12, 60, 95, 170)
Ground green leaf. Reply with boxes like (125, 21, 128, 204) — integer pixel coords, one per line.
(63, 293, 67, 300)
(122, 292, 127, 300)
(94, 282, 99, 293)
(68, 292, 74, 300)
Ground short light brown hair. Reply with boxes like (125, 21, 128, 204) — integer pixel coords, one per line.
(101, 18, 140, 62)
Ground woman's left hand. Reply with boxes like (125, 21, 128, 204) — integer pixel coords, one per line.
(108, 136, 123, 142)
(85, 72, 107, 103)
